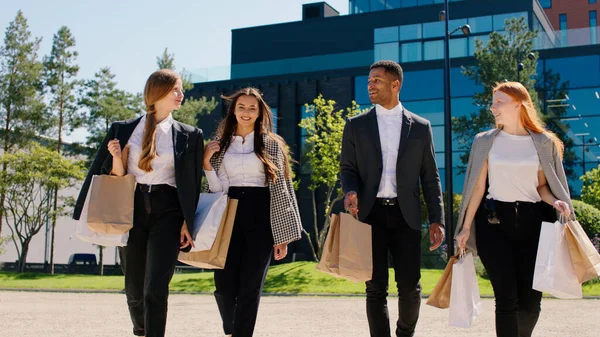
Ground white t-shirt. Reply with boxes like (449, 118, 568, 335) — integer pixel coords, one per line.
(487, 131, 542, 203)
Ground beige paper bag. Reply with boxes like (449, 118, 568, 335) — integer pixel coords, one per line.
(565, 219, 600, 283)
(178, 198, 238, 269)
(338, 212, 372, 282)
(87, 174, 136, 234)
(427, 255, 458, 309)
(316, 213, 341, 276)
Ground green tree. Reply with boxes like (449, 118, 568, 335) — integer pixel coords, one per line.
(79, 67, 143, 163)
(454, 17, 574, 178)
(155, 48, 218, 126)
(43, 25, 81, 274)
(0, 11, 47, 239)
(581, 166, 600, 211)
(298, 95, 366, 260)
(0, 143, 85, 272)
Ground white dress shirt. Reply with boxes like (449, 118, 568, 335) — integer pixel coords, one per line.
(205, 131, 267, 193)
(126, 114, 177, 187)
(375, 103, 403, 198)
(487, 131, 542, 203)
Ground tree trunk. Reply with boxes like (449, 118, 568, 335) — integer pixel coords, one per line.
(98, 246, 104, 276)
(17, 240, 30, 273)
(49, 97, 64, 274)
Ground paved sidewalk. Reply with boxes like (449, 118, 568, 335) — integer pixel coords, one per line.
(0, 291, 598, 336)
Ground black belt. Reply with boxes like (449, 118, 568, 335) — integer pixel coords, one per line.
(376, 197, 397, 206)
(137, 183, 176, 193)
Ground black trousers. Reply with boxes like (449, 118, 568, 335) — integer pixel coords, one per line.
(119, 185, 184, 337)
(476, 199, 543, 337)
(214, 186, 273, 337)
(365, 201, 422, 337)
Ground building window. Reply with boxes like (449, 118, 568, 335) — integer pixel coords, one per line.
(539, 0, 552, 8)
(590, 0, 597, 4)
(271, 108, 278, 133)
(559, 13, 567, 45)
(374, 42, 400, 62)
(591, 11, 598, 44)
(399, 23, 422, 41)
(423, 21, 445, 38)
(370, 0, 385, 11)
(450, 37, 468, 58)
(374, 26, 399, 43)
(468, 16, 493, 33)
(401, 42, 422, 62)
(424, 40, 444, 60)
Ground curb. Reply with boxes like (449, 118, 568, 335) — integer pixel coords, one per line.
(1, 288, 598, 299)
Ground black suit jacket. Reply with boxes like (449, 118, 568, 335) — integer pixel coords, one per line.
(340, 107, 444, 230)
(72, 116, 204, 236)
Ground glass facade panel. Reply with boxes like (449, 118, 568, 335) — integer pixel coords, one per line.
(468, 16, 493, 33)
(399, 24, 422, 41)
(402, 69, 443, 100)
(591, 11, 598, 44)
(401, 42, 422, 62)
(418, 0, 435, 5)
(402, 0, 418, 7)
(351, 0, 370, 14)
(493, 12, 527, 31)
(451, 97, 482, 120)
(354, 76, 370, 105)
(432, 125, 445, 150)
(271, 108, 278, 133)
(424, 40, 444, 60)
(545, 56, 600, 88)
(375, 26, 399, 43)
(385, 0, 402, 9)
(539, 0, 552, 8)
(423, 21, 445, 38)
(403, 99, 444, 125)
(375, 42, 400, 62)
(450, 18, 468, 30)
(450, 38, 468, 58)
(370, 0, 385, 12)
(450, 68, 480, 97)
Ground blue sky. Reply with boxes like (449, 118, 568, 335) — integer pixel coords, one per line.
(1, 0, 349, 94)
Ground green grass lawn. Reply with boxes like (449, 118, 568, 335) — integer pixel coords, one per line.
(1, 262, 598, 297)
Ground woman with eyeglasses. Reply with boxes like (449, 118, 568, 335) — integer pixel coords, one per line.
(454, 82, 573, 337)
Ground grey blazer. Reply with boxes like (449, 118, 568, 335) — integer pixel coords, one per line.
(207, 133, 303, 245)
(455, 127, 574, 255)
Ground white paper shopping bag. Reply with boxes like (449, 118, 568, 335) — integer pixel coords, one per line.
(449, 252, 482, 328)
(533, 221, 582, 299)
(191, 192, 228, 251)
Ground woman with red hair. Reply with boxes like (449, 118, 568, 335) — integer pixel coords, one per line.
(454, 81, 573, 337)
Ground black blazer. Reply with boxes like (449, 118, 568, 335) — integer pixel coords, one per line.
(340, 107, 444, 230)
(72, 116, 204, 235)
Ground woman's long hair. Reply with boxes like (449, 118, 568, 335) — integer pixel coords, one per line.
(138, 69, 180, 172)
(493, 81, 564, 158)
(214, 87, 291, 184)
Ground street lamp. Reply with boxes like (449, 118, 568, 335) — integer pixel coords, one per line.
(440, 0, 471, 256)
(516, 48, 536, 83)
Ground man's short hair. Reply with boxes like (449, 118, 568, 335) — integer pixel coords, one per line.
(370, 60, 403, 85)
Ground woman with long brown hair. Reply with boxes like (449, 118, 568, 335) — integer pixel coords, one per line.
(73, 69, 203, 337)
(203, 87, 302, 337)
(454, 81, 572, 337)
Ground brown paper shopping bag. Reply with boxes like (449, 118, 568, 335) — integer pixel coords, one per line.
(316, 213, 341, 276)
(178, 198, 238, 269)
(338, 212, 372, 282)
(427, 255, 458, 309)
(87, 174, 136, 234)
(565, 219, 600, 283)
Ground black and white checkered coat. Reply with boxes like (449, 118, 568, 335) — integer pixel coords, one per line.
(207, 133, 303, 245)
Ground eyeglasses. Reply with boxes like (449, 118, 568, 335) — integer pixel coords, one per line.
(484, 199, 501, 224)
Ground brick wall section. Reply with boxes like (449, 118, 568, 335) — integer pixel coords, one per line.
(544, 0, 600, 30)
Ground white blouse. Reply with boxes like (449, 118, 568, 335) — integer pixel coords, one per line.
(126, 114, 176, 187)
(487, 131, 542, 203)
(205, 131, 266, 192)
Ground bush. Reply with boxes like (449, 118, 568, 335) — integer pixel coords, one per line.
(571, 200, 600, 240)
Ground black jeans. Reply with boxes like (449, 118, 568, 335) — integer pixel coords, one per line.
(476, 199, 543, 337)
(120, 185, 184, 337)
(214, 186, 273, 337)
(365, 201, 422, 337)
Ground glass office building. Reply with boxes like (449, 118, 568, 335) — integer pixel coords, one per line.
(190, 0, 600, 257)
